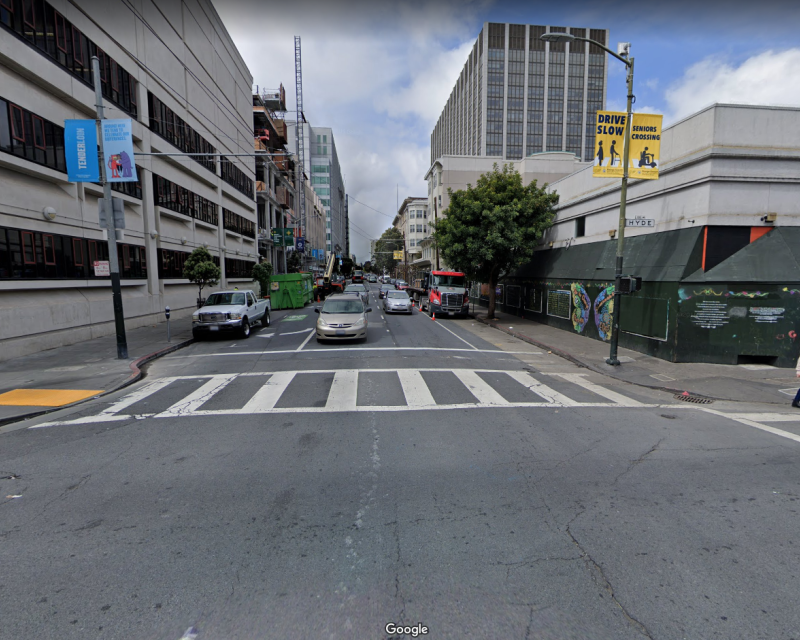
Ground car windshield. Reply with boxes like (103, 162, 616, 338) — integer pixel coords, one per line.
(205, 292, 245, 306)
(434, 275, 465, 287)
(346, 285, 366, 292)
(322, 299, 364, 314)
(387, 291, 409, 299)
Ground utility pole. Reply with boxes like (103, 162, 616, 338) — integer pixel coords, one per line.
(92, 55, 128, 359)
(434, 199, 440, 270)
(294, 36, 306, 267)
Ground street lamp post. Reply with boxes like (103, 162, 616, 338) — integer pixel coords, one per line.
(541, 32, 633, 366)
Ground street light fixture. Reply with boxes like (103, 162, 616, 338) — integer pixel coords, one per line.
(541, 31, 634, 366)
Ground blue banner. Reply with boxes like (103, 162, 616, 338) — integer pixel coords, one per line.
(64, 120, 99, 182)
(102, 119, 138, 183)
(296, 237, 305, 253)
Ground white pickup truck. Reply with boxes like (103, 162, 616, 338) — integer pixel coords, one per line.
(192, 289, 270, 339)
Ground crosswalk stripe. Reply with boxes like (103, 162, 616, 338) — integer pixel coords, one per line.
(397, 370, 436, 407)
(157, 374, 238, 416)
(326, 370, 358, 411)
(504, 370, 578, 406)
(549, 373, 644, 407)
(100, 377, 177, 415)
(452, 370, 508, 405)
(240, 372, 297, 412)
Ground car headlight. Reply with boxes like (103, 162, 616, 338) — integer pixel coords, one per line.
(229, 313, 242, 320)
(318, 317, 330, 327)
(192, 315, 199, 322)
(353, 317, 366, 327)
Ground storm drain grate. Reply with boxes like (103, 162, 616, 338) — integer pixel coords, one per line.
(674, 393, 714, 404)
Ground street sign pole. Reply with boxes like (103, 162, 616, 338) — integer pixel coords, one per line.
(92, 55, 128, 359)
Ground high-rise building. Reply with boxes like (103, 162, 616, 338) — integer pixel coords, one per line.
(288, 123, 346, 257)
(431, 23, 608, 164)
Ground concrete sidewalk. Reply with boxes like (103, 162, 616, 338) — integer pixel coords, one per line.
(471, 309, 800, 405)
(0, 317, 195, 426)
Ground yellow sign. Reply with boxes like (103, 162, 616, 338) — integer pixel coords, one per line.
(393, 250, 404, 260)
(628, 113, 662, 180)
(593, 111, 663, 180)
(593, 111, 627, 178)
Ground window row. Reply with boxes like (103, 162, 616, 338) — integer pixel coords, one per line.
(221, 157, 254, 199)
(222, 208, 256, 238)
(159, 247, 214, 280)
(311, 175, 330, 184)
(225, 257, 256, 279)
(153, 174, 219, 226)
(1, 0, 138, 116)
(0, 226, 146, 280)
(148, 92, 216, 173)
(0, 96, 66, 172)
(312, 164, 329, 173)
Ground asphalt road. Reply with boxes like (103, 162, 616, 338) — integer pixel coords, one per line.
(2, 285, 800, 640)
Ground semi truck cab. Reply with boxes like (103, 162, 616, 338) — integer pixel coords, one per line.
(413, 270, 470, 318)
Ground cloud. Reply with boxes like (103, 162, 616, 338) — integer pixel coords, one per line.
(213, 0, 489, 259)
(664, 49, 800, 124)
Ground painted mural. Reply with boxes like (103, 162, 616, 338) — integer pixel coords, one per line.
(570, 283, 591, 333)
(594, 285, 615, 341)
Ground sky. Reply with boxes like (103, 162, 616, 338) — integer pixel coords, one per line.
(213, 0, 800, 262)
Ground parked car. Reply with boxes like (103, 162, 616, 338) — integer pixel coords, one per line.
(395, 280, 409, 291)
(389, 278, 396, 285)
(383, 290, 412, 314)
(378, 284, 394, 299)
(315, 294, 372, 342)
(343, 283, 369, 305)
(192, 290, 270, 339)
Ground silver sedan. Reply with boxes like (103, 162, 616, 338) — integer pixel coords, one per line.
(383, 290, 412, 314)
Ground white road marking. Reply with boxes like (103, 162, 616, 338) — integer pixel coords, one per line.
(99, 378, 178, 415)
(397, 369, 436, 407)
(452, 370, 509, 405)
(257, 333, 275, 339)
(296, 331, 315, 351)
(430, 316, 480, 350)
(241, 372, 297, 412)
(700, 408, 800, 445)
(727, 413, 800, 422)
(326, 370, 358, 411)
(157, 374, 237, 416)
(505, 370, 578, 406)
(549, 372, 645, 407)
(184, 347, 543, 357)
(280, 328, 313, 336)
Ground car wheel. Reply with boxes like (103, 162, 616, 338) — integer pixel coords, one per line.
(240, 319, 250, 338)
(263, 310, 270, 327)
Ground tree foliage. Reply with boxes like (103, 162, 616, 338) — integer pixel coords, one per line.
(432, 163, 559, 318)
(373, 227, 403, 275)
(287, 250, 303, 273)
(183, 246, 221, 302)
(251, 261, 273, 298)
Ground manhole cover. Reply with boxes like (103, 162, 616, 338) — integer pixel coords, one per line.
(674, 393, 713, 404)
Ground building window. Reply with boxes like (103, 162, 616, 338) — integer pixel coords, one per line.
(0, 98, 67, 172)
(153, 174, 218, 226)
(221, 157, 254, 199)
(148, 92, 216, 173)
(575, 216, 585, 237)
(222, 208, 256, 238)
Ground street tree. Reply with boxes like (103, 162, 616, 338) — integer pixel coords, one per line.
(433, 163, 558, 319)
(251, 261, 273, 298)
(287, 250, 303, 273)
(373, 227, 403, 275)
(183, 246, 221, 305)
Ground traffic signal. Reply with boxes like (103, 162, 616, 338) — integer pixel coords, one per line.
(618, 275, 643, 293)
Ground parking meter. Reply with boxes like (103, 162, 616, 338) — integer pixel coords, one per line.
(165, 306, 171, 342)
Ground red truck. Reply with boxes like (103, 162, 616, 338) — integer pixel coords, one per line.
(408, 270, 470, 318)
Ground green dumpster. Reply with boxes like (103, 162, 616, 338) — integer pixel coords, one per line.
(269, 273, 314, 310)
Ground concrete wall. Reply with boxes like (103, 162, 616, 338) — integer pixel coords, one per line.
(0, 0, 257, 358)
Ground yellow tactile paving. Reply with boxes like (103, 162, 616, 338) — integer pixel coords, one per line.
(0, 389, 103, 407)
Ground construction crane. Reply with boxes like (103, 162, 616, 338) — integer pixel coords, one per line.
(294, 36, 306, 266)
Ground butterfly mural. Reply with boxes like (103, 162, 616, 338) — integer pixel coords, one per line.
(594, 285, 615, 341)
(571, 283, 590, 333)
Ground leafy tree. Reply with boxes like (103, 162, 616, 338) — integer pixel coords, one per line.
(341, 257, 354, 276)
(373, 227, 403, 275)
(183, 246, 221, 304)
(433, 163, 558, 319)
(287, 250, 303, 273)
(251, 261, 273, 298)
